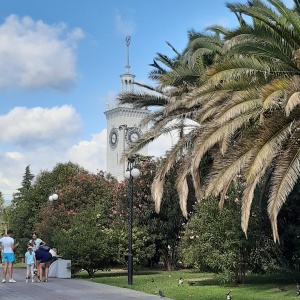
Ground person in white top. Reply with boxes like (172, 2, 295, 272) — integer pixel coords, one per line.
(0, 230, 19, 283)
(27, 232, 46, 280)
(27, 232, 46, 252)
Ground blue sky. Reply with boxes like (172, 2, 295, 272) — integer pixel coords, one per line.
(0, 0, 293, 202)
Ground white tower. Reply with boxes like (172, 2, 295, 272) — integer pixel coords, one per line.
(104, 36, 149, 181)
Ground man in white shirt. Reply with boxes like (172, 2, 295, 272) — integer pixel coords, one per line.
(0, 230, 19, 283)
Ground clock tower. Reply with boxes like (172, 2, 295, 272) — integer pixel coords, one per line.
(104, 36, 149, 181)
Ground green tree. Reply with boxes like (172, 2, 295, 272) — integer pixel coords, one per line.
(35, 170, 116, 246)
(118, 30, 224, 222)
(0, 191, 6, 235)
(9, 162, 83, 253)
(120, 0, 300, 242)
(52, 207, 118, 277)
(111, 159, 196, 270)
(20, 165, 34, 192)
(179, 177, 282, 284)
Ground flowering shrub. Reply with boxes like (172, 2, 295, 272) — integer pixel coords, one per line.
(35, 170, 116, 246)
(179, 176, 281, 284)
(110, 159, 196, 270)
(52, 206, 118, 277)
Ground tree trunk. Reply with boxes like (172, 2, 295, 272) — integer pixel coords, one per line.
(234, 264, 245, 284)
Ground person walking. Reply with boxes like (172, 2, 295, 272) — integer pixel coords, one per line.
(0, 229, 19, 283)
(25, 246, 36, 283)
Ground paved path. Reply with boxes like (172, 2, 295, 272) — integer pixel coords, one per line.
(0, 268, 170, 300)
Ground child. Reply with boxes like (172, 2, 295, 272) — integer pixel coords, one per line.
(25, 246, 36, 283)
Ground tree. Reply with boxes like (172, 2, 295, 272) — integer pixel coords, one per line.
(35, 169, 116, 246)
(9, 162, 84, 253)
(192, 0, 300, 241)
(111, 159, 196, 270)
(20, 165, 34, 192)
(118, 30, 224, 219)
(52, 207, 118, 277)
(0, 192, 6, 235)
(179, 177, 282, 284)
(120, 0, 300, 242)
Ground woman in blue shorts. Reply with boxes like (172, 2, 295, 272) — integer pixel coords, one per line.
(35, 246, 52, 282)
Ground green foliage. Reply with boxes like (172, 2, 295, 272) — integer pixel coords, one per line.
(35, 169, 116, 246)
(20, 165, 35, 192)
(179, 177, 282, 284)
(57, 170, 115, 212)
(0, 191, 6, 235)
(111, 159, 195, 270)
(8, 163, 81, 255)
(113, 225, 156, 267)
(277, 179, 300, 269)
(52, 207, 118, 277)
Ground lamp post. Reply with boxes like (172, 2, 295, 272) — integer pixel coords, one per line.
(124, 155, 140, 285)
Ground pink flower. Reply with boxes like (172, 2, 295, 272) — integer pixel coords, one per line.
(113, 211, 117, 214)
(234, 198, 239, 204)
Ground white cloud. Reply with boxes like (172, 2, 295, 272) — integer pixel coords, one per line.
(148, 132, 177, 158)
(0, 15, 84, 91)
(0, 105, 84, 202)
(0, 105, 82, 147)
(115, 10, 136, 36)
(5, 151, 23, 160)
(0, 131, 107, 203)
(67, 130, 107, 172)
(0, 103, 179, 204)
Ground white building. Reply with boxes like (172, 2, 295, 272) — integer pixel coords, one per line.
(104, 37, 149, 181)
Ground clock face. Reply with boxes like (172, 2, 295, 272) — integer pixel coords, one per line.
(125, 127, 143, 145)
(109, 128, 119, 149)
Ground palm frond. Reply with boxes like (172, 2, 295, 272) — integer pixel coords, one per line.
(245, 118, 290, 183)
(206, 145, 255, 197)
(285, 91, 300, 116)
(152, 176, 165, 214)
(206, 24, 230, 36)
(267, 132, 300, 242)
(118, 91, 169, 108)
(241, 175, 261, 237)
(176, 177, 188, 218)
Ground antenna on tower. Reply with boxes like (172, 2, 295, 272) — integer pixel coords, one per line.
(125, 36, 131, 74)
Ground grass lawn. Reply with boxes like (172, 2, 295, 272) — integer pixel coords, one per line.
(75, 269, 300, 300)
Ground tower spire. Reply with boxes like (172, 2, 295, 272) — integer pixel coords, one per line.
(125, 36, 131, 74)
(120, 36, 135, 92)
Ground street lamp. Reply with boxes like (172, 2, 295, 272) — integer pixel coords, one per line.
(49, 190, 58, 202)
(124, 155, 140, 285)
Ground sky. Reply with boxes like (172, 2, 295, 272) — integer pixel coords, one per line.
(0, 0, 293, 203)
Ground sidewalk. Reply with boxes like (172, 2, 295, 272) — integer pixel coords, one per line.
(0, 268, 170, 300)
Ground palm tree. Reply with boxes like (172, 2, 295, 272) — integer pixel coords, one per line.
(118, 31, 224, 215)
(147, 0, 300, 242)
